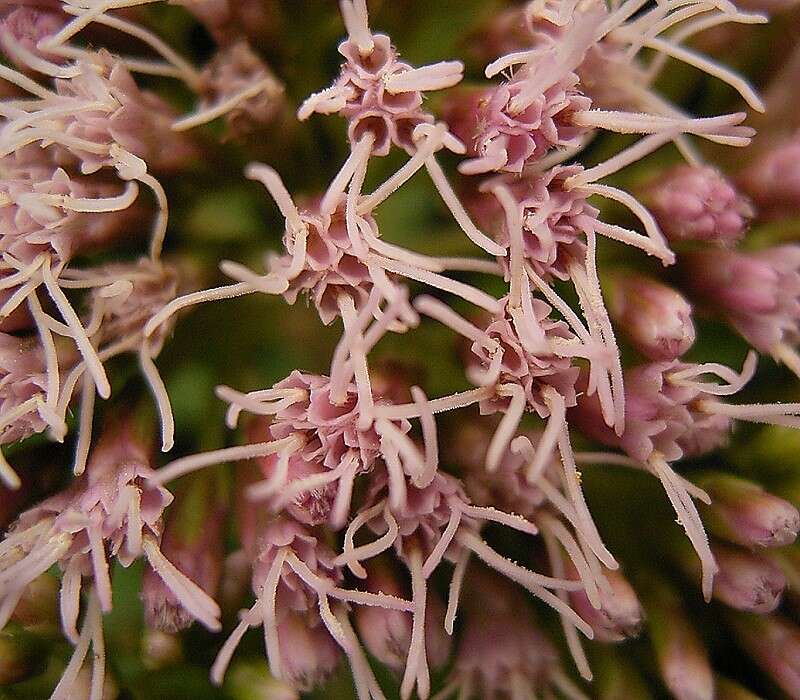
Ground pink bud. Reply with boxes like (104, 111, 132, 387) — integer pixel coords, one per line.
(570, 568, 643, 642)
(698, 474, 800, 549)
(199, 41, 284, 139)
(645, 165, 752, 244)
(712, 543, 786, 614)
(609, 274, 696, 361)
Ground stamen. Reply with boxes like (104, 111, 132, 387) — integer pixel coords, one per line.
(400, 549, 430, 700)
(456, 530, 593, 637)
(556, 412, 619, 569)
(444, 549, 469, 635)
(154, 435, 302, 484)
(410, 386, 438, 487)
(143, 536, 222, 630)
(649, 454, 717, 600)
(486, 384, 527, 473)
(424, 155, 505, 256)
(210, 602, 262, 685)
(370, 255, 501, 313)
(72, 373, 95, 475)
(144, 282, 255, 337)
(42, 260, 110, 398)
(139, 341, 175, 452)
(173, 79, 278, 131)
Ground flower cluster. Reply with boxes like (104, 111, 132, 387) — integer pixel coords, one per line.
(1, 1, 800, 700)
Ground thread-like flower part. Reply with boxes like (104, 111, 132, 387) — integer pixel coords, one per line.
(711, 542, 786, 614)
(739, 131, 800, 218)
(0, 422, 221, 637)
(696, 473, 800, 549)
(354, 561, 450, 674)
(608, 273, 696, 361)
(684, 246, 800, 364)
(299, 24, 463, 156)
(644, 165, 752, 244)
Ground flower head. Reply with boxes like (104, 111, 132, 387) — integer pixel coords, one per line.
(644, 165, 753, 244)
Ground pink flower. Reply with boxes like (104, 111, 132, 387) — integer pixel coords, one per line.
(0, 333, 51, 446)
(739, 131, 800, 218)
(299, 27, 463, 156)
(644, 165, 752, 244)
(187, 41, 284, 138)
(684, 246, 800, 363)
(0, 422, 221, 639)
(474, 167, 593, 282)
(0, 163, 141, 265)
(470, 297, 580, 418)
(454, 72, 590, 175)
(270, 196, 387, 325)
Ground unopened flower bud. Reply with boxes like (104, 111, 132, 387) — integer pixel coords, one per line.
(648, 582, 714, 700)
(712, 543, 786, 614)
(570, 567, 644, 642)
(697, 473, 799, 549)
(608, 273, 696, 361)
(731, 613, 800, 698)
(645, 165, 752, 244)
